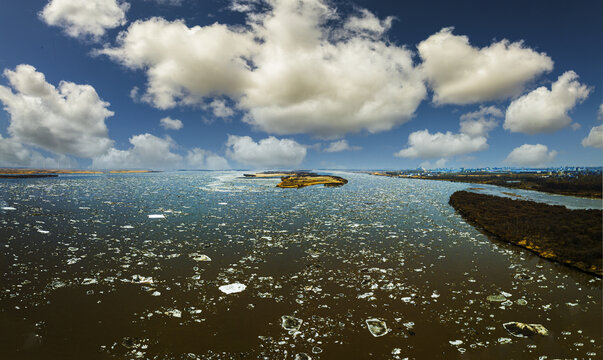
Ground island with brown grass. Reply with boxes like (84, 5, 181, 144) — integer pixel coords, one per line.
(277, 174, 348, 188)
(449, 190, 602, 276)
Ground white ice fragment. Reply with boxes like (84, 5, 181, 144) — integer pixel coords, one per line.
(165, 309, 182, 318)
(37, 229, 50, 234)
(449, 340, 463, 346)
(500, 291, 512, 298)
(148, 214, 165, 219)
(82, 278, 97, 285)
(366, 318, 388, 337)
(2, 207, 16, 211)
(78, 207, 90, 210)
(151, 291, 161, 296)
(218, 202, 228, 205)
(498, 337, 512, 344)
(131, 275, 154, 284)
(431, 291, 440, 298)
(191, 254, 211, 262)
(219, 283, 246, 294)
(121, 225, 134, 229)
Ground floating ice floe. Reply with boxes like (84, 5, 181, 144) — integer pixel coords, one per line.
(281, 315, 303, 332)
(218, 202, 228, 205)
(165, 309, 182, 318)
(121, 225, 134, 229)
(449, 340, 463, 346)
(2, 206, 16, 211)
(131, 275, 154, 284)
(190, 254, 211, 262)
(294, 353, 311, 360)
(219, 283, 246, 294)
(503, 322, 549, 337)
(147, 214, 165, 219)
(82, 278, 97, 285)
(498, 337, 512, 344)
(486, 294, 507, 302)
(516, 299, 528, 306)
(37, 229, 50, 234)
(366, 318, 388, 337)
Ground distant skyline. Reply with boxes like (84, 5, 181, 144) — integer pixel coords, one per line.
(0, 0, 601, 170)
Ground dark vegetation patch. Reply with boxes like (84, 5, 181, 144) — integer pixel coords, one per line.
(449, 190, 602, 276)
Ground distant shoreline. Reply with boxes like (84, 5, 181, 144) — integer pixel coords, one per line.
(370, 171, 602, 199)
(0, 168, 160, 177)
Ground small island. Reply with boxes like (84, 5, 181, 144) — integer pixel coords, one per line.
(449, 190, 602, 276)
(277, 174, 348, 188)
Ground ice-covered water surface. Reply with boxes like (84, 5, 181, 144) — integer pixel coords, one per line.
(0, 172, 600, 359)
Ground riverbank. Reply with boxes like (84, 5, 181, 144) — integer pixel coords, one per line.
(371, 172, 602, 199)
(449, 190, 602, 276)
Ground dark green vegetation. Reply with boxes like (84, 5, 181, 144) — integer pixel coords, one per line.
(372, 172, 602, 198)
(449, 190, 602, 276)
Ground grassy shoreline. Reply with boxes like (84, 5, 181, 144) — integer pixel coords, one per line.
(449, 190, 602, 277)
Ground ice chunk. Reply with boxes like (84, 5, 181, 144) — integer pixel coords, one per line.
(449, 340, 463, 346)
(131, 275, 154, 284)
(2, 206, 16, 211)
(191, 254, 211, 262)
(147, 214, 165, 219)
(219, 283, 246, 294)
(165, 309, 182, 318)
(503, 322, 549, 337)
(82, 278, 97, 285)
(37, 229, 50, 234)
(294, 353, 311, 360)
(281, 315, 303, 332)
(486, 295, 506, 302)
(121, 225, 134, 229)
(366, 318, 388, 337)
(498, 337, 512, 344)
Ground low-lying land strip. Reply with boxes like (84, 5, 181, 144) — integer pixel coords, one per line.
(372, 171, 602, 198)
(0, 168, 158, 178)
(449, 190, 602, 276)
(276, 175, 348, 188)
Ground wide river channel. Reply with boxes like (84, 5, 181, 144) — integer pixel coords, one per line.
(0, 171, 600, 359)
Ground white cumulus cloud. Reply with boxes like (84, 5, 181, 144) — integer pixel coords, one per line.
(323, 139, 361, 152)
(40, 0, 130, 41)
(582, 124, 603, 148)
(226, 135, 306, 168)
(459, 106, 502, 137)
(0, 64, 114, 158)
(92, 133, 182, 169)
(186, 148, 230, 169)
(97, 0, 426, 137)
(395, 130, 488, 159)
(159, 116, 183, 130)
(418, 27, 553, 105)
(504, 71, 591, 134)
(504, 144, 557, 167)
(396, 107, 500, 160)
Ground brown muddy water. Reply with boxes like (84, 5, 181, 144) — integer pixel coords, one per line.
(0, 172, 600, 359)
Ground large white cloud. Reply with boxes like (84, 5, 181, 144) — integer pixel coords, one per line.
(0, 65, 114, 158)
(395, 130, 488, 159)
(504, 71, 591, 134)
(92, 133, 182, 169)
(186, 148, 230, 169)
(582, 124, 603, 148)
(504, 144, 557, 167)
(225, 135, 306, 168)
(40, 0, 130, 41)
(97, 0, 426, 137)
(418, 27, 553, 105)
(395, 106, 501, 159)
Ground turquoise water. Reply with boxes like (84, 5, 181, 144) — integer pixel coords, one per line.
(0, 172, 600, 359)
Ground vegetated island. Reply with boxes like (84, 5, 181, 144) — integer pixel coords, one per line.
(0, 168, 159, 178)
(371, 171, 602, 199)
(245, 171, 348, 188)
(449, 190, 602, 277)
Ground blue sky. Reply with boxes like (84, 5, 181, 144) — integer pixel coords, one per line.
(0, 0, 601, 170)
